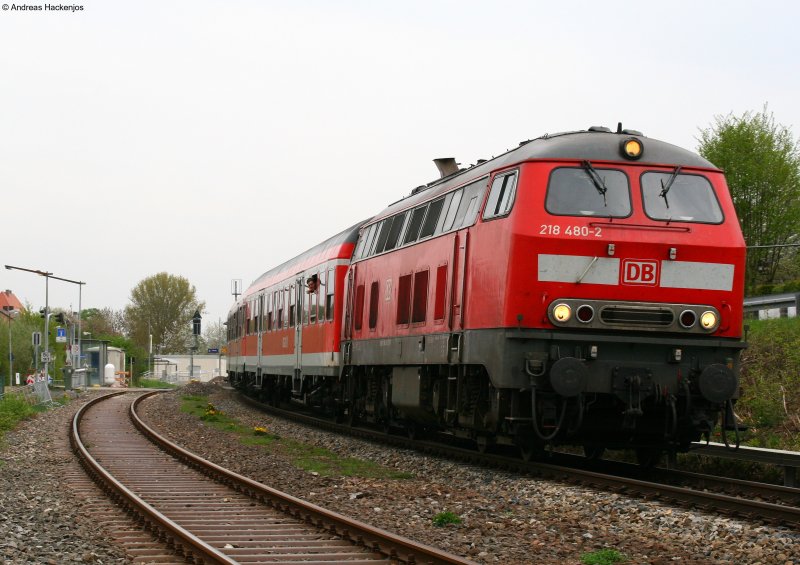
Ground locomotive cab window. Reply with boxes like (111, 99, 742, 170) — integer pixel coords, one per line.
(546, 166, 631, 218)
(641, 171, 723, 224)
(483, 171, 518, 220)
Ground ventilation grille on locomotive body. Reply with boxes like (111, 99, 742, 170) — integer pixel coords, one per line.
(600, 305, 675, 327)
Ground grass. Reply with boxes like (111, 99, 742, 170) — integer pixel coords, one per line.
(136, 378, 178, 389)
(432, 511, 462, 527)
(179, 394, 413, 479)
(581, 549, 627, 565)
(0, 393, 39, 434)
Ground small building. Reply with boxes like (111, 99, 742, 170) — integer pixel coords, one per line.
(0, 289, 24, 312)
(153, 354, 227, 383)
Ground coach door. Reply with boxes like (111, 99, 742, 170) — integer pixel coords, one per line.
(292, 276, 304, 394)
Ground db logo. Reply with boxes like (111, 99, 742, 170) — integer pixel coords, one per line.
(622, 260, 659, 286)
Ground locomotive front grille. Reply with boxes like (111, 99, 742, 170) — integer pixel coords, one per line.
(599, 306, 674, 327)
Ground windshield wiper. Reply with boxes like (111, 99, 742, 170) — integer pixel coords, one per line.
(659, 166, 682, 209)
(582, 160, 608, 206)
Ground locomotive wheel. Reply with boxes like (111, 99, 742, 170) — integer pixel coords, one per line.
(519, 445, 543, 462)
(635, 447, 662, 468)
(583, 445, 606, 460)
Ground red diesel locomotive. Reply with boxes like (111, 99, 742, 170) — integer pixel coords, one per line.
(227, 125, 746, 461)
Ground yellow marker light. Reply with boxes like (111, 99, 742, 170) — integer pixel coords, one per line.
(621, 138, 643, 160)
(553, 303, 572, 323)
(700, 311, 718, 330)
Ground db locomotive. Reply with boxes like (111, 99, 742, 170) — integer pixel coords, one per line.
(227, 125, 746, 463)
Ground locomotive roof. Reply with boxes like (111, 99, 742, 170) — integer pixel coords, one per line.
(240, 221, 365, 303)
(372, 129, 719, 222)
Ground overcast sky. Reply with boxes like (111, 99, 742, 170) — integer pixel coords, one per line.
(2, 0, 799, 327)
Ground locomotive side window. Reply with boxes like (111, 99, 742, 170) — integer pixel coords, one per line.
(546, 167, 631, 217)
(383, 211, 408, 252)
(412, 269, 430, 323)
(359, 224, 377, 259)
(641, 172, 723, 224)
(397, 274, 412, 325)
(372, 219, 391, 255)
(354, 283, 365, 331)
(419, 197, 445, 239)
(403, 204, 428, 245)
(441, 189, 463, 232)
(369, 281, 380, 330)
(451, 178, 487, 229)
(483, 171, 518, 220)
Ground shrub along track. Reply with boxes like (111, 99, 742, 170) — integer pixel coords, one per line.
(71, 391, 474, 565)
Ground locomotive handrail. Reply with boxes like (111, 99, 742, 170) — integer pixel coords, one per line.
(587, 221, 691, 232)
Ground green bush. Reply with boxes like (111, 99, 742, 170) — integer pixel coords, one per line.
(432, 511, 462, 527)
(737, 317, 800, 450)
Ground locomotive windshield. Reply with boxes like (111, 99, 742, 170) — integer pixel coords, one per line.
(546, 167, 631, 217)
(641, 171, 723, 224)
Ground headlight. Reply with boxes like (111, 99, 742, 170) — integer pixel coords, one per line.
(621, 137, 643, 160)
(700, 311, 718, 330)
(553, 303, 572, 323)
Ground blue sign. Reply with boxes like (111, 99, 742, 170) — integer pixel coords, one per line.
(208, 348, 219, 354)
(56, 327, 67, 343)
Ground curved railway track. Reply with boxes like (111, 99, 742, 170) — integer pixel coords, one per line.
(71, 391, 475, 565)
(233, 391, 800, 530)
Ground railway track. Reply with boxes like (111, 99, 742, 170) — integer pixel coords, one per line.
(71, 391, 475, 565)
(232, 391, 800, 530)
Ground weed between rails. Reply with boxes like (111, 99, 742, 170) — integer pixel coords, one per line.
(180, 395, 412, 480)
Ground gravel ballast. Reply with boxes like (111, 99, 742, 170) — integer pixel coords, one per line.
(1, 384, 798, 564)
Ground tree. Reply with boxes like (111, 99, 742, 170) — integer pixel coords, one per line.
(124, 273, 206, 355)
(698, 106, 800, 292)
(202, 319, 226, 351)
(82, 307, 126, 338)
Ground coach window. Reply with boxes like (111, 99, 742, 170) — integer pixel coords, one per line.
(369, 281, 380, 330)
(277, 291, 284, 329)
(354, 283, 365, 331)
(289, 286, 296, 327)
(309, 275, 317, 323)
(641, 171, 723, 224)
(403, 204, 428, 245)
(546, 167, 631, 218)
(326, 268, 335, 321)
(419, 197, 445, 239)
(483, 171, 518, 220)
(303, 282, 311, 325)
(316, 270, 326, 320)
(412, 270, 430, 324)
(396, 274, 412, 325)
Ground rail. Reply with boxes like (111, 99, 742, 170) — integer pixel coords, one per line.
(690, 441, 800, 487)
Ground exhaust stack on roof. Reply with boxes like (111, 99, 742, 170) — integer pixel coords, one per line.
(433, 158, 459, 178)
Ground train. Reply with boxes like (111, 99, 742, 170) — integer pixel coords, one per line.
(227, 124, 746, 464)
